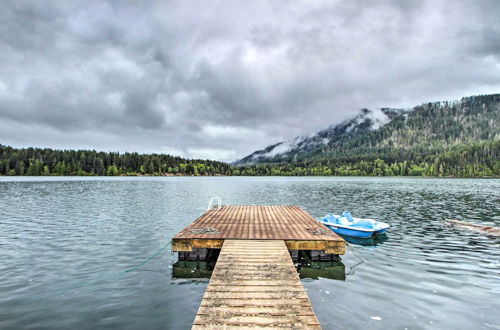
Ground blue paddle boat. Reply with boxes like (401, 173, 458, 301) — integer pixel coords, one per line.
(317, 211, 390, 238)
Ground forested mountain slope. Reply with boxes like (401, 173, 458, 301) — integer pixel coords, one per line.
(237, 94, 499, 165)
(236, 108, 402, 164)
(234, 94, 499, 177)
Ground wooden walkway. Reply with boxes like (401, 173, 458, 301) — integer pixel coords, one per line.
(173, 205, 345, 255)
(192, 240, 321, 329)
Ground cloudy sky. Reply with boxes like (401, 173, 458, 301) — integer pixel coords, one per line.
(1, 0, 499, 161)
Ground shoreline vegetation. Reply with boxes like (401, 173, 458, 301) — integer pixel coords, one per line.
(2, 173, 498, 178)
(1, 142, 498, 178)
(1, 95, 498, 178)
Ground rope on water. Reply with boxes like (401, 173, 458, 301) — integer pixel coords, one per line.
(52, 240, 172, 294)
(124, 241, 172, 273)
(345, 242, 366, 275)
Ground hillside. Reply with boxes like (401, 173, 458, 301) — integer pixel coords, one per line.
(234, 93, 500, 177)
(237, 94, 499, 165)
(236, 108, 403, 164)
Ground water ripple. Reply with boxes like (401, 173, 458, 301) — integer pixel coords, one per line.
(0, 176, 499, 329)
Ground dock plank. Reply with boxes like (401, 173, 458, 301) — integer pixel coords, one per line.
(173, 205, 345, 254)
(192, 240, 321, 329)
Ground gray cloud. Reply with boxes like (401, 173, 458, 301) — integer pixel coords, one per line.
(0, 0, 499, 161)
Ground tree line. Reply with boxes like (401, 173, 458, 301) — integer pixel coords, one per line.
(0, 145, 232, 176)
(0, 140, 498, 177)
(235, 140, 499, 177)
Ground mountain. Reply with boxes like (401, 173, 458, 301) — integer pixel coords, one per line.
(236, 107, 403, 164)
(235, 93, 500, 166)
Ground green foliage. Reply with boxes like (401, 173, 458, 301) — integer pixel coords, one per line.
(235, 140, 500, 177)
(107, 165, 120, 176)
(0, 145, 231, 176)
(233, 94, 500, 178)
(0, 95, 498, 178)
(0, 139, 498, 177)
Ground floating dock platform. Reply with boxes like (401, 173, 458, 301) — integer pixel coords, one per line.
(173, 205, 345, 255)
(172, 205, 346, 329)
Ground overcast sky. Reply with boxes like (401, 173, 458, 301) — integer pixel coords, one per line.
(0, 0, 499, 161)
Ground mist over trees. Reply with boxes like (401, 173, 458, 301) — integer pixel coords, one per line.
(0, 139, 498, 178)
(234, 93, 500, 177)
(1, 94, 498, 178)
(234, 140, 499, 177)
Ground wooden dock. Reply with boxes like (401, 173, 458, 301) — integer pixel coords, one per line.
(192, 240, 321, 329)
(173, 205, 345, 329)
(173, 205, 345, 254)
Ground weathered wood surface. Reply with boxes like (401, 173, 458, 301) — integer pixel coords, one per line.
(192, 240, 321, 329)
(173, 205, 345, 254)
(446, 219, 500, 236)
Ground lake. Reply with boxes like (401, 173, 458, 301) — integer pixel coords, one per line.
(0, 177, 499, 329)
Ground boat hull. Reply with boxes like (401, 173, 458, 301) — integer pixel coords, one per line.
(339, 232, 388, 246)
(324, 224, 374, 238)
(318, 217, 389, 238)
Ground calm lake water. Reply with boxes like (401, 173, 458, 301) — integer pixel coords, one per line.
(0, 177, 499, 329)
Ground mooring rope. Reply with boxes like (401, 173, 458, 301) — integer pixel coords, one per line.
(123, 241, 172, 273)
(52, 240, 172, 294)
(345, 242, 366, 275)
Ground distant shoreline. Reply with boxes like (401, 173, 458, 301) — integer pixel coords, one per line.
(0, 174, 498, 178)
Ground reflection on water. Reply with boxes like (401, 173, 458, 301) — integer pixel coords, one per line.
(338, 232, 389, 246)
(172, 261, 216, 279)
(172, 251, 347, 281)
(296, 250, 346, 281)
(299, 261, 346, 281)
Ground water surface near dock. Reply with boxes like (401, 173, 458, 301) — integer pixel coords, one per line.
(0, 177, 498, 329)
